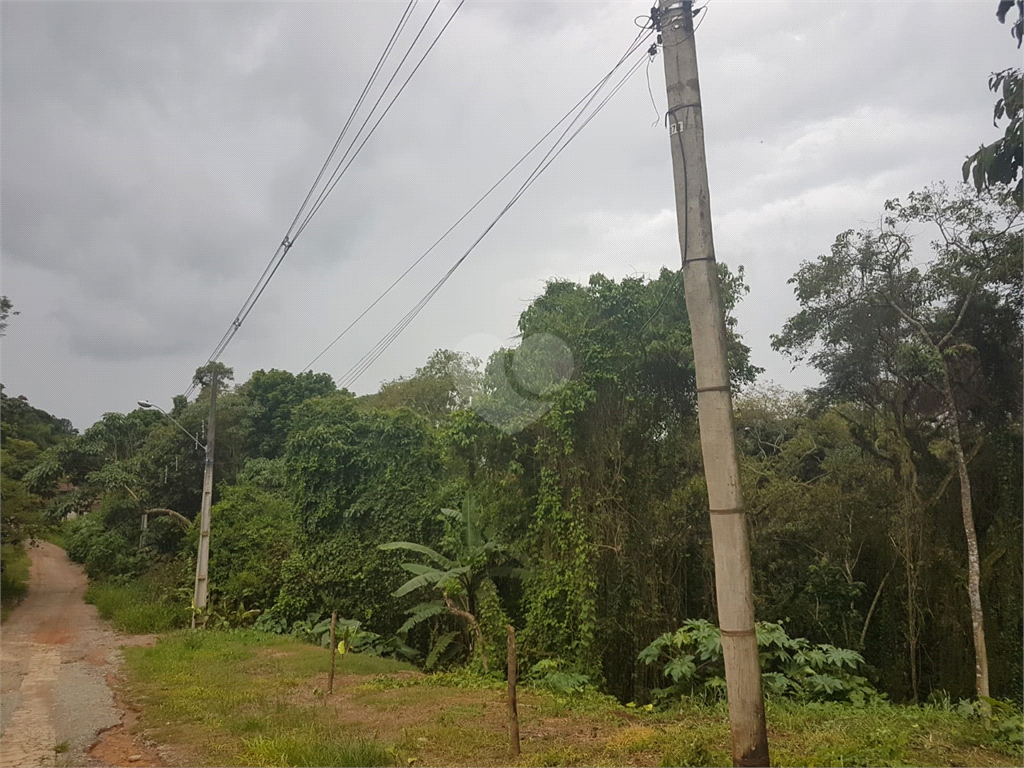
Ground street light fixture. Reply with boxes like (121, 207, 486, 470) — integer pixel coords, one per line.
(137, 400, 206, 450)
(137, 384, 219, 628)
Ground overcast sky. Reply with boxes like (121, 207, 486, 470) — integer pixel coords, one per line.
(1, 0, 1017, 430)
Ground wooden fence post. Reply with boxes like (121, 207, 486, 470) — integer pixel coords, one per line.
(328, 610, 338, 695)
(508, 625, 520, 757)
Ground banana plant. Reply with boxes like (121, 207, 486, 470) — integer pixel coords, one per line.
(380, 494, 520, 671)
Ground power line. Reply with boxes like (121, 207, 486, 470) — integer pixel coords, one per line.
(183, 1, 462, 398)
(335, 50, 652, 390)
(284, 0, 419, 243)
(323, 37, 654, 391)
(303, 28, 652, 374)
(294, 0, 466, 240)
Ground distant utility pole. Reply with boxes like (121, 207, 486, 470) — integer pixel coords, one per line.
(656, 1, 770, 765)
(192, 373, 217, 628)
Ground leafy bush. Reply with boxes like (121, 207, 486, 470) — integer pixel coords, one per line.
(1, 543, 31, 622)
(194, 597, 263, 630)
(64, 515, 146, 579)
(527, 658, 592, 694)
(955, 697, 1024, 756)
(85, 579, 189, 633)
(254, 610, 418, 660)
(191, 484, 295, 611)
(638, 619, 884, 705)
(63, 515, 105, 563)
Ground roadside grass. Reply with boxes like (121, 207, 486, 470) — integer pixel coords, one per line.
(122, 629, 408, 766)
(0, 542, 31, 622)
(85, 578, 189, 633)
(119, 630, 1022, 768)
(40, 525, 66, 549)
(761, 698, 1023, 767)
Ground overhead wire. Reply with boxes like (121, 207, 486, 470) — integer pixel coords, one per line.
(293, 0, 465, 239)
(302, 25, 654, 374)
(336, 50, 654, 389)
(183, 0, 461, 398)
(316, 29, 654, 385)
(284, 0, 419, 241)
(321, 31, 655, 390)
(193, 0, 458, 394)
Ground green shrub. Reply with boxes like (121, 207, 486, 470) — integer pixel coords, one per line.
(85, 579, 189, 633)
(187, 484, 295, 611)
(526, 658, 592, 694)
(639, 619, 884, 705)
(1, 543, 31, 622)
(63, 515, 105, 563)
(64, 515, 144, 579)
(955, 697, 1024, 756)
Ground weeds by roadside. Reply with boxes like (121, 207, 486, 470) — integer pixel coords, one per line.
(1, 542, 31, 622)
(39, 525, 66, 550)
(122, 629, 407, 767)
(117, 629, 1022, 768)
(85, 576, 189, 634)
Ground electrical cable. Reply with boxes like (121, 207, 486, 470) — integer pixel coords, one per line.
(294, 0, 462, 239)
(303, 28, 654, 373)
(182, 1, 460, 399)
(645, 47, 660, 125)
(216, 1, 462, 387)
(315, 31, 653, 385)
(328, 43, 653, 390)
(284, 0, 419, 242)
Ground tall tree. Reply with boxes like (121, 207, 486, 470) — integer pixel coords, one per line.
(773, 184, 1023, 700)
(238, 369, 338, 459)
(368, 350, 481, 425)
(465, 268, 759, 700)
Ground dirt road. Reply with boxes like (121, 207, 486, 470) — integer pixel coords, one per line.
(0, 543, 159, 768)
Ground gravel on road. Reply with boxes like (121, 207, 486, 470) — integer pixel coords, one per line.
(0, 543, 161, 768)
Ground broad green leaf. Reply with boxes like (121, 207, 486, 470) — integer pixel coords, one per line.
(379, 541, 455, 569)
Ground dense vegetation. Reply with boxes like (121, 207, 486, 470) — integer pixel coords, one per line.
(1, 8, 1020, 755)
(4, 178, 1021, 722)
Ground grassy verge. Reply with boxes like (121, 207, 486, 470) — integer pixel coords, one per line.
(85, 578, 190, 634)
(119, 630, 1022, 768)
(39, 525, 66, 549)
(122, 630, 409, 766)
(1, 542, 31, 622)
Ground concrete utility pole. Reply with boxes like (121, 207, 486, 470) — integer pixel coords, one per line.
(656, 1, 770, 765)
(192, 373, 217, 628)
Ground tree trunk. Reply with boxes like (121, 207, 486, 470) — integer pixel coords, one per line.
(445, 596, 488, 672)
(885, 285, 992, 701)
(938, 366, 990, 699)
(858, 571, 890, 651)
(891, 430, 924, 703)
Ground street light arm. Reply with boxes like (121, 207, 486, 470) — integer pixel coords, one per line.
(137, 400, 207, 450)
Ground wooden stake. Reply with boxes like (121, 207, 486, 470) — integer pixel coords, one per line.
(507, 625, 520, 757)
(328, 610, 338, 695)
